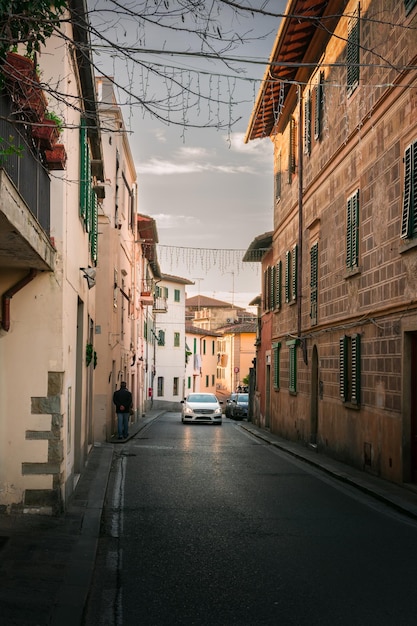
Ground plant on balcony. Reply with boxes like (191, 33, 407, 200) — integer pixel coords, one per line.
(32, 111, 62, 150)
(44, 143, 67, 170)
(2, 52, 47, 120)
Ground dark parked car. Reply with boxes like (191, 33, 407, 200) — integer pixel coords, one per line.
(225, 393, 248, 420)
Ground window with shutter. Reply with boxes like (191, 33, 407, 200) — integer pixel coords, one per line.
(346, 190, 359, 268)
(79, 118, 89, 221)
(288, 117, 296, 183)
(273, 342, 281, 390)
(174, 332, 180, 347)
(158, 330, 165, 346)
(304, 91, 311, 155)
(339, 334, 361, 404)
(80, 118, 98, 265)
(275, 151, 281, 202)
(275, 260, 282, 310)
(285, 250, 291, 303)
(401, 141, 417, 239)
(314, 72, 324, 141)
(347, 7, 360, 95)
(310, 242, 318, 325)
(291, 244, 298, 301)
(287, 340, 298, 394)
(269, 265, 274, 311)
(404, 0, 417, 15)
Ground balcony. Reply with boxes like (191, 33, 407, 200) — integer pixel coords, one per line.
(153, 296, 167, 313)
(0, 93, 54, 271)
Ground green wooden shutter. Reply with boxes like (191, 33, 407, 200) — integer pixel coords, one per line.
(273, 342, 281, 390)
(314, 72, 323, 141)
(304, 91, 311, 155)
(90, 190, 98, 264)
(268, 265, 274, 311)
(347, 191, 359, 268)
(401, 142, 416, 239)
(275, 260, 282, 309)
(351, 334, 361, 405)
(285, 250, 291, 303)
(347, 8, 360, 94)
(275, 152, 281, 201)
(287, 341, 297, 393)
(79, 118, 89, 221)
(310, 242, 318, 325)
(339, 336, 348, 401)
(288, 117, 295, 183)
(291, 244, 298, 301)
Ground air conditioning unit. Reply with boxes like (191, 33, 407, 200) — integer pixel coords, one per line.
(226, 318, 232, 323)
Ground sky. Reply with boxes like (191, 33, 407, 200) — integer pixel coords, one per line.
(91, 1, 287, 310)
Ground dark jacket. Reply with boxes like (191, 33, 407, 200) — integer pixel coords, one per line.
(113, 387, 132, 413)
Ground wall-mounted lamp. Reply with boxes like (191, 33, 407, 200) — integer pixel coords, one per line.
(80, 267, 96, 290)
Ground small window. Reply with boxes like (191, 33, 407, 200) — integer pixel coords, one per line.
(346, 190, 360, 269)
(275, 151, 281, 202)
(273, 342, 281, 390)
(157, 376, 164, 397)
(310, 243, 318, 326)
(401, 140, 417, 239)
(203, 339, 206, 355)
(158, 330, 165, 346)
(339, 335, 361, 405)
(205, 375, 209, 388)
(174, 289, 180, 302)
(174, 332, 180, 347)
(287, 340, 298, 394)
(404, 0, 417, 15)
(288, 117, 296, 183)
(173, 377, 179, 396)
(275, 260, 282, 310)
(314, 71, 324, 141)
(304, 91, 311, 155)
(347, 7, 360, 95)
(187, 376, 191, 389)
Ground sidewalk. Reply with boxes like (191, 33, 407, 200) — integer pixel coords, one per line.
(0, 410, 163, 626)
(239, 420, 417, 520)
(0, 413, 416, 626)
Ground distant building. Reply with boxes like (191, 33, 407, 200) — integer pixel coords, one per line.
(153, 274, 194, 410)
(185, 325, 221, 396)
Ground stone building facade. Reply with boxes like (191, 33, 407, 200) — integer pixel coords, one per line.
(245, 0, 417, 485)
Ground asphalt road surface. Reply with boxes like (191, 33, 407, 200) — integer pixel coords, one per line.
(84, 413, 417, 626)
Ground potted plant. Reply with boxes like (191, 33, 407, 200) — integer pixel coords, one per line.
(44, 143, 67, 170)
(2, 52, 47, 120)
(32, 111, 62, 150)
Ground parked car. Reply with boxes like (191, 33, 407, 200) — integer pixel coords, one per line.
(225, 393, 249, 420)
(181, 393, 223, 425)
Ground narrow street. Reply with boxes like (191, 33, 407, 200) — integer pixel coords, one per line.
(84, 413, 417, 626)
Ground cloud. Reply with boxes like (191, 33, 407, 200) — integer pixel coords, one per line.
(149, 213, 200, 229)
(226, 131, 272, 159)
(136, 157, 253, 175)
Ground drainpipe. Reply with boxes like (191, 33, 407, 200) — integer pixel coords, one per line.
(297, 84, 303, 340)
(1, 269, 38, 332)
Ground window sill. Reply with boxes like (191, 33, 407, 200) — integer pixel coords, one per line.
(399, 238, 417, 254)
(342, 401, 360, 410)
(343, 266, 361, 279)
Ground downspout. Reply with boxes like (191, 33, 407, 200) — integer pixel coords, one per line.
(297, 84, 303, 340)
(1, 269, 38, 332)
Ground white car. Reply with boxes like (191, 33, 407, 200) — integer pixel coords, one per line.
(181, 393, 223, 425)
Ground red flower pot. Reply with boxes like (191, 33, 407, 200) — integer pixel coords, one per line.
(3, 52, 47, 120)
(32, 118, 60, 150)
(44, 143, 67, 170)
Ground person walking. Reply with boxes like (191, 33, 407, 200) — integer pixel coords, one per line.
(113, 381, 133, 439)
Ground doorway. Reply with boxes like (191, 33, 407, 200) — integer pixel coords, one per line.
(410, 333, 417, 483)
(310, 345, 319, 444)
